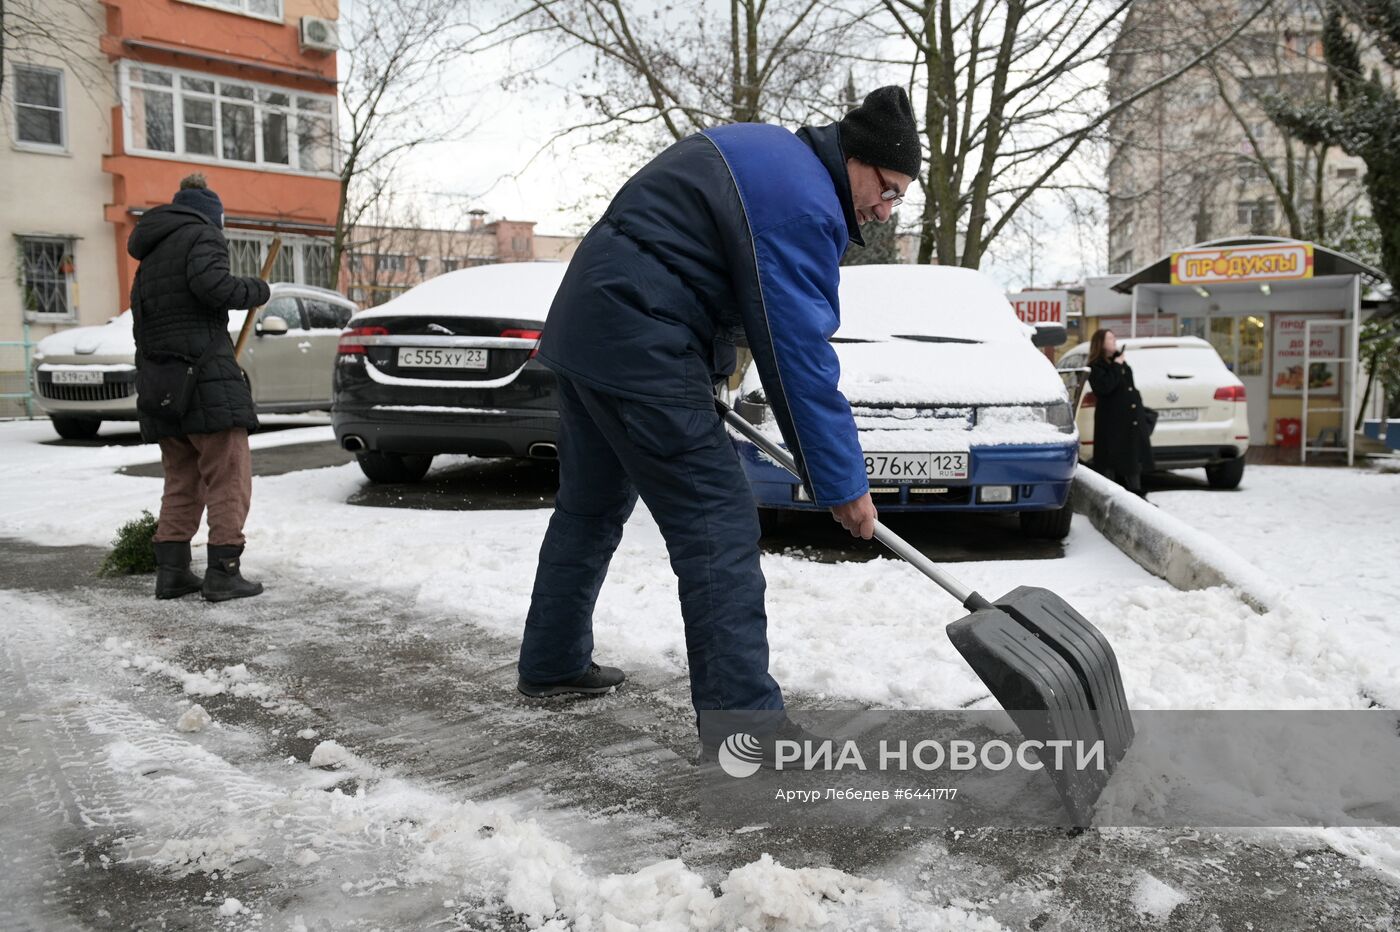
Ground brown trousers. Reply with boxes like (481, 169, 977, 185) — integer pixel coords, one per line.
(154, 428, 253, 546)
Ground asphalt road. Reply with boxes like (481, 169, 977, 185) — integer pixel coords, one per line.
(1, 539, 1395, 930)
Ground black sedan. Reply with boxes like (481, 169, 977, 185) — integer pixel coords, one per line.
(332, 263, 568, 482)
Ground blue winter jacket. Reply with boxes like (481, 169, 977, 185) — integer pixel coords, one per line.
(537, 122, 869, 507)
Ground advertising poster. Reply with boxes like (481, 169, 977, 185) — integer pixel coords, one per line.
(1272, 314, 1341, 396)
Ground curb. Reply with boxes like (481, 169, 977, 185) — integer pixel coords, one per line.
(1071, 465, 1278, 614)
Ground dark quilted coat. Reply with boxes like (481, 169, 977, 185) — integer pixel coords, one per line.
(1088, 356, 1154, 476)
(128, 206, 271, 441)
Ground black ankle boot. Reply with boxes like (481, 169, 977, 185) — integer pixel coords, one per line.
(202, 544, 264, 602)
(153, 541, 203, 600)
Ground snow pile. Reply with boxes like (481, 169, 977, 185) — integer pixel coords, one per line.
(34, 309, 134, 357)
(1130, 873, 1187, 921)
(1102, 586, 1375, 710)
(341, 780, 1006, 931)
(217, 897, 245, 917)
(352, 261, 567, 323)
(836, 265, 1032, 344)
(835, 341, 1068, 408)
(103, 637, 300, 710)
(1153, 463, 1400, 709)
(309, 739, 367, 772)
(176, 703, 211, 733)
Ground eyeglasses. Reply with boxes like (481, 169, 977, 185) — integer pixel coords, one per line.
(874, 166, 904, 208)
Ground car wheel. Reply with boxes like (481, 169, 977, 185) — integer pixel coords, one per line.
(51, 416, 101, 440)
(355, 451, 434, 483)
(1018, 490, 1074, 541)
(1205, 457, 1245, 490)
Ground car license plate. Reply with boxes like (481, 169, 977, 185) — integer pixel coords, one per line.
(398, 347, 488, 370)
(864, 452, 968, 481)
(51, 370, 103, 385)
(1156, 407, 1199, 421)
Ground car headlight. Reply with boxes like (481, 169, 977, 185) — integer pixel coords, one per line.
(1044, 401, 1075, 433)
(975, 403, 1076, 434)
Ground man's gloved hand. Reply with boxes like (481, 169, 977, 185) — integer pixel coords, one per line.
(830, 492, 877, 539)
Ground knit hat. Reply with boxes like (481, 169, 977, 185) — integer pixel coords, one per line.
(172, 174, 224, 228)
(839, 86, 921, 179)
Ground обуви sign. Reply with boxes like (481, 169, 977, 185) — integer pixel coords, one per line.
(1171, 243, 1314, 286)
(1009, 290, 1070, 326)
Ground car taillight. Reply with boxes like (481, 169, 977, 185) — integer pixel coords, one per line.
(501, 328, 542, 359)
(1214, 385, 1246, 402)
(338, 326, 388, 355)
(1080, 391, 1096, 408)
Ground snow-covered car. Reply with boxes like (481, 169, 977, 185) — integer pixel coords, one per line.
(1057, 336, 1249, 489)
(331, 262, 567, 483)
(728, 265, 1080, 540)
(30, 283, 358, 440)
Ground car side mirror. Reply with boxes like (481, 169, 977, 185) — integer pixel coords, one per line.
(256, 315, 289, 336)
(1032, 325, 1066, 348)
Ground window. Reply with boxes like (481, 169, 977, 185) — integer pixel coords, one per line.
(184, 0, 283, 20)
(303, 243, 335, 290)
(128, 67, 175, 152)
(417, 257, 429, 276)
(304, 298, 352, 329)
(1237, 200, 1275, 230)
(124, 62, 335, 173)
(13, 64, 65, 149)
(441, 257, 460, 272)
(1111, 250, 1134, 275)
(259, 296, 302, 329)
(226, 235, 336, 290)
(226, 236, 263, 278)
(1337, 166, 1359, 180)
(376, 254, 405, 272)
(19, 236, 76, 318)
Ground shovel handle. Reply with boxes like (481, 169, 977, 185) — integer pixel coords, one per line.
(234, 236, 283, 361)
(717, 399, 986, 609)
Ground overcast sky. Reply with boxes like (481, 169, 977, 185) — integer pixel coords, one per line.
(374, 15, 1107, 293)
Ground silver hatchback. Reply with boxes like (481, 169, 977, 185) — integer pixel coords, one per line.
(31, 283, 358, 439)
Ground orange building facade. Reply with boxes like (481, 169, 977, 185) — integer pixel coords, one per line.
(101, 0, 341, 297)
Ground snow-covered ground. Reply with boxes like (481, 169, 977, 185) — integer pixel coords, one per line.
(1152, 463, 1400, 697)
(3, 419, 1400, 928)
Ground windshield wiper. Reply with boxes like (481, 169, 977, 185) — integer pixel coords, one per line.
(891, 334, 982, 345)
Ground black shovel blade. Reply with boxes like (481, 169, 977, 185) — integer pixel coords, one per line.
(946, 587, 1134, 826)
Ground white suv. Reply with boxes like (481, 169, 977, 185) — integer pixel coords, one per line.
(1058, 336, 1249, 489)
(31, 283, 358, 440)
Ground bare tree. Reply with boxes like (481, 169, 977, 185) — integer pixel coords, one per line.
(2, 0, 107, 98)
(503, 0, 871, 151)
(331, 0, 491, 277)
(876, 0, 1274, 268)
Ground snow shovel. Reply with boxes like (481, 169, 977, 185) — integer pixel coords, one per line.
(718, 399, 1134, 825)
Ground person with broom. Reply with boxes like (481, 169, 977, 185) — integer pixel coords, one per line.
(128, 173, 269, 602)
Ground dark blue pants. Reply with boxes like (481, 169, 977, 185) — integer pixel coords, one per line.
(518, 376, 784, 732)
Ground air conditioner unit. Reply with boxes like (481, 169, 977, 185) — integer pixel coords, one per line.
(299, 16, 339, 54)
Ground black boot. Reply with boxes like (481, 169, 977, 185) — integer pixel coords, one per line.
(202, 544, 264, 602)
(153, 541, 203, 600)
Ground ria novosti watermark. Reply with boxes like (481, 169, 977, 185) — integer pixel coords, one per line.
(717, 732, 1104, 779)
(697, 711, 1400, 829)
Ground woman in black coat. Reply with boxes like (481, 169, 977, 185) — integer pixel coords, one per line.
(1086, 328, 1154, 498)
